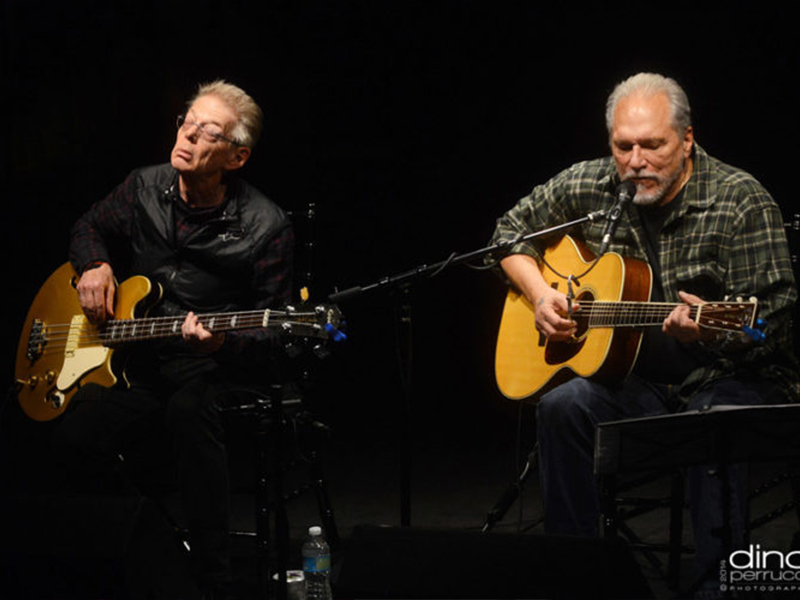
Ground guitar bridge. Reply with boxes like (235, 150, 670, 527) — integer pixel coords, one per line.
(26, 319, 46, 360)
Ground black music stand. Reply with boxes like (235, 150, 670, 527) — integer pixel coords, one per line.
(595, 403, 800, 477)
(595, 403, 800, 591)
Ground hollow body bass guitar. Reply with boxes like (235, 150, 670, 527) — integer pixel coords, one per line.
(15, 263, 345, 421)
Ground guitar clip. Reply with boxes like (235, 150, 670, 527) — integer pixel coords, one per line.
(742, 318, 767, 343)
(566, 275, 580, 320)
(325, 322, 348, 343)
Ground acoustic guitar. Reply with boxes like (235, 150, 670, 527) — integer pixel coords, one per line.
(494, 235, 762, 401)
(15, 262, 345, 421)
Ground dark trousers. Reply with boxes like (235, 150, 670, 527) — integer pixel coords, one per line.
(49, 354, 265, 586)
(535, 374, 783, 593)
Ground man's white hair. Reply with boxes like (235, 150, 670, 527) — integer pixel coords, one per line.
(189, 79, 263, 148)
(605, 72, 692, 135)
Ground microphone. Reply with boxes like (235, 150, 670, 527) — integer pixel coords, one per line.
(598, 180, 636, 255)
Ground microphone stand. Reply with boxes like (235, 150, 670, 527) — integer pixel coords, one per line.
(481, 443, 539, 533)
(329, 211, 607, 303)
(328, 211, 607, 527)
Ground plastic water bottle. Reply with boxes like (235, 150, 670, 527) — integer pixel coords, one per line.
(302, 526, 332, 600)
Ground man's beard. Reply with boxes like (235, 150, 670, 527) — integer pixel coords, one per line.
(627, 158, 685, 207)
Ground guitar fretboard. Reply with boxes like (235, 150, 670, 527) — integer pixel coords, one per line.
(101, 309, 273, 343)
(577, 301, 754, 331)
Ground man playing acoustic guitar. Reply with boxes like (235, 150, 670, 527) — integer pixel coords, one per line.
(491, 72, 798, 596)
(51, 80, 294, 598)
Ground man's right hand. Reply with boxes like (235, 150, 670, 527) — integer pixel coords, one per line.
(532, 286, 580, 342)
(500, 253, 579, 342)
(76, 262, 116, 325)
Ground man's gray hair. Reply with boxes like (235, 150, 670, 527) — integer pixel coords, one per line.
(605, 73, 692, 135)
(189, 79, 263, 148)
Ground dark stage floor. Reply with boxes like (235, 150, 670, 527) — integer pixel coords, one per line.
(1, 408, 798, 600)
(203, 431, 799, 600)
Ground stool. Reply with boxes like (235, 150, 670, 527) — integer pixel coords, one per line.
(221, 381, 339, 600)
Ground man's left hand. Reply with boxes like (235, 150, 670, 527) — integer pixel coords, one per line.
(663, 291, 717, 344)
(181, 311, 226, 354)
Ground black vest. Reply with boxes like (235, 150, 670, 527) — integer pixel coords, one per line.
(128, 164, 289, 316)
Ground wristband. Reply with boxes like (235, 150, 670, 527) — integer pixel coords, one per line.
(82, 260, 107, 273)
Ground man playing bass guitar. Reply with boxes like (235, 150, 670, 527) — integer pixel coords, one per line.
(52, 80, 294, 599)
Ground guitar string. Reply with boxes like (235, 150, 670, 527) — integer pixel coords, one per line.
(36, 303, 744, 349)
(30, 301, 744, 355)
(32, 311, 325, 352)
(565, 301, 750, 328)
(567, 301, 749, 313)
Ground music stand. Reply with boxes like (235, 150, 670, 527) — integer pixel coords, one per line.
(595, 403, 800, 591)
(595, 403, 800, 477)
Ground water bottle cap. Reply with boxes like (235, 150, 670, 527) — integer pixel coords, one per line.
(309, 526, 322, 536)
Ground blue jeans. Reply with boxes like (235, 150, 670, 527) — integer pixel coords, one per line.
(536, 374, 781, 589)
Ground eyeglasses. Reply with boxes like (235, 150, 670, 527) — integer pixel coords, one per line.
(176, 114, 239, 145)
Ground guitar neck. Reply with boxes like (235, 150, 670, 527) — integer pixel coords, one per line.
(580, 300, 754, 332)
(100, 309, 275, 343)
(581, 301, 679, 328)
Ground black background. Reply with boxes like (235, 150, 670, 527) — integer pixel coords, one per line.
(3, 1, 798, 453)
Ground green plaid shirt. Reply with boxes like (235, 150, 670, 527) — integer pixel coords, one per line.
(490, 144, 799, 402)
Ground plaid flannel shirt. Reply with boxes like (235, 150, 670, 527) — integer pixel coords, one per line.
(490, 144, 799, 402)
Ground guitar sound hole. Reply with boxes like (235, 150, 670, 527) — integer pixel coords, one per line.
(543, 290, 594, 365)
(572, 290, 594, 339)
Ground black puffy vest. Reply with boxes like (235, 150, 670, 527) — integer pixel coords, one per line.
(128, 164, 289, 315)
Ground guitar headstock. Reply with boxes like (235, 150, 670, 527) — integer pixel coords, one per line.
(278, 304, 347, 342)
(696, 296, 765, 342)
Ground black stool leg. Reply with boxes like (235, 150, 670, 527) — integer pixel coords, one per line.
(271, 388, 289, 600)
(600, 473, 619, 538)
(667, 471, 685, 590)
(308, 442, 339, 551)
(255, 399, 272, 599)
(253, 390, 289, 600)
